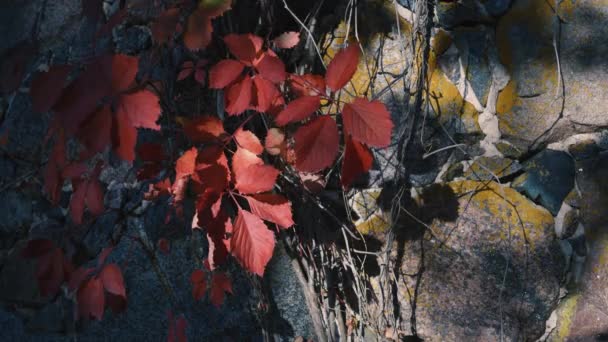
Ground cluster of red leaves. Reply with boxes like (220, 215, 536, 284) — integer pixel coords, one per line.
(31, 54, 161, 223)
(208, 34, 393, 188)
(190, 269, 232, 307)
(21, 242, 126, 320)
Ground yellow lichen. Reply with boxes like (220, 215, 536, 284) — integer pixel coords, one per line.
(553, 294, 580, 341)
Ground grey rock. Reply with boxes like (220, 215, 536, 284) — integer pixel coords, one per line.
(495, 140, 525, 159)
(82, 211, 119, 257)
(115, 25, 152, 55)
(463, 155, 521, 181)
(0, 190, 33, 234)
(568, 139, 601, 161)
(512, 149, 575, 215)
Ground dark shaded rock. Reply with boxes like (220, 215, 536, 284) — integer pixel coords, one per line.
(435, 1, 493, 29)
(105, 183, 128, 210)
(0, 241, 45, 305)
(0, 157, 16, 180)
(82, 211, 119, 257)
(568, 139, 601, 161)
(512, 149, 574, 215)
(0, 190, 33, 234)
(463, 155, 521, 181)
(442, 162, 464, 182)
(115, 25, 152, 55)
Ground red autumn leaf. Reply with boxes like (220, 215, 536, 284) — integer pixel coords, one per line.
(194, 163, 230, 194)
(274, 96, 320, 126)
(246, 194, 294, 229)
(231, 209, 275, 276)
(289, 74, 326, 97)
(184, 7, 213, 51)
(209, 59, 245, 89)
(21, 239, 55, 258)
(112, 110, 138, 161)
(168, 312, 188, 342)
(30, 65, 72, 113)
(68, 266, 94, 292)
(251, 76, 279, 112)
(210, 272, 232, 307)
(294, 116, 339, 172)
(78, 277, 105, 320)
(175, 147, 198, 178)
(225, 75, 252, 115)
(234, 128, 263, 154)
(207, 232, 230, 270)
(79, 106, 112, 154)
(191, 269, 207, 300)
(182, 115, 226, 143)
(43, 135, 66, 204)
(232, 147, 279, 194)
(115, 90, 161, 130)
(325, 44, 360, 92)
(267, 93, 285, 116)
(158, 238, 170, 255)
(264, 128, 285, 156)
(110, 54, 139, 93)
(273, 31, 300, 49)
(86, 178, 105, 216)
(342, 97, 393, 148)
(61, 162, 88, 180)
(151, 7, 180, 44)
(53, 58, 112, 135)
(255, 54, 286, 83)
(137, 143, 165, 162)
(99, 263, 126, 298)
(36, 248, 65, 297)
(70, 179, 88, 224)
(341, 135, 373, 188)
(224, 34, 261, 65)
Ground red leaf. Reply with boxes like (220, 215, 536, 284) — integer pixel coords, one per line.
(68, 267, 93, 292)
(251, 76, 279, 112)
(232, 148, 279, 194)
(325, 44, 360, 92)
(70, 179, 88, 224)
(210, 272, 232, 307)
(255, 54, 286, 83)
(112, 110, 138, 161)
(175, 316, 187, 342)
(86, 178, 105, 216)
(341, 135, 373, 188)
(111, 54, 139, 93)
(79, 106, 112, 154)
(176, 147, 198, 178)
(225, 76, 252, 116)
(137, 143, 165, 162)
(209, 59, 244, 89)
(224, 34, 261, 65)
(273, 32, 300, 49)
(151, 8, 180, 44)
(183, 7, 213, 51)
(78, 277, 105, 320)
(294, 116, 339, 172)
(99, 263, 126, 298)
(61, 162, 88, 180)
(190, 269, 207, 300)
(264, 128, 285, 156)
(21, 239, 55, 258)
(289, 74, 326, 97)
(342, 97, 393, 148)
(193, 163, 230, 194)
(30, 65, 72, 113)
(182, 115, 226, 143)
(231, 209, 275, 276)
(274, 96, 320, 126)
(246, 194, 294, 229)
(116, 90, 161, 130)
(36, 248, 65, 297)
(158, 238, 170, 255)
(234, 128, 263, 154)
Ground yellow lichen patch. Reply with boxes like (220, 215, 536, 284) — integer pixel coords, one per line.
(428, 68, 481, 133)
(349, 189, 391, 235)
(551, 294, 580, 341)
(448, 180, 554, 247)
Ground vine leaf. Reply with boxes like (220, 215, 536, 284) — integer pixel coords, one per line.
(30, 65, 72, 113)
(274, 95, 320, 126)
(251, 76, 279, 112)
(175, 147, 198, 179)
(182, 115, 226, 143)
(264, 128, 285, 156)
(151, 7, 180, 44)
(78, 277, 105, 320)
(273, 31, 300, 49)
(209, 59, 245, 89)
(255, 53, 286, 83)
(115, 90, 161, 130)
(190, 270, 207, 301)
(289, 74, 326, 97)
(325, 44, 360, 92)
(234, 128, 263, 155)
(341, 135, 373, 188)
(224, 34, 262, 65)
(210, 272, 233, 307)
(294, 116, 339, 172)
(231, 209, 275, 276)
(342, 97, 393, 148)
(232, 147, 279, 194)
(225, 75, 252, 115)
(246, 194, 294, 229)
(99, 263, 126, 298)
